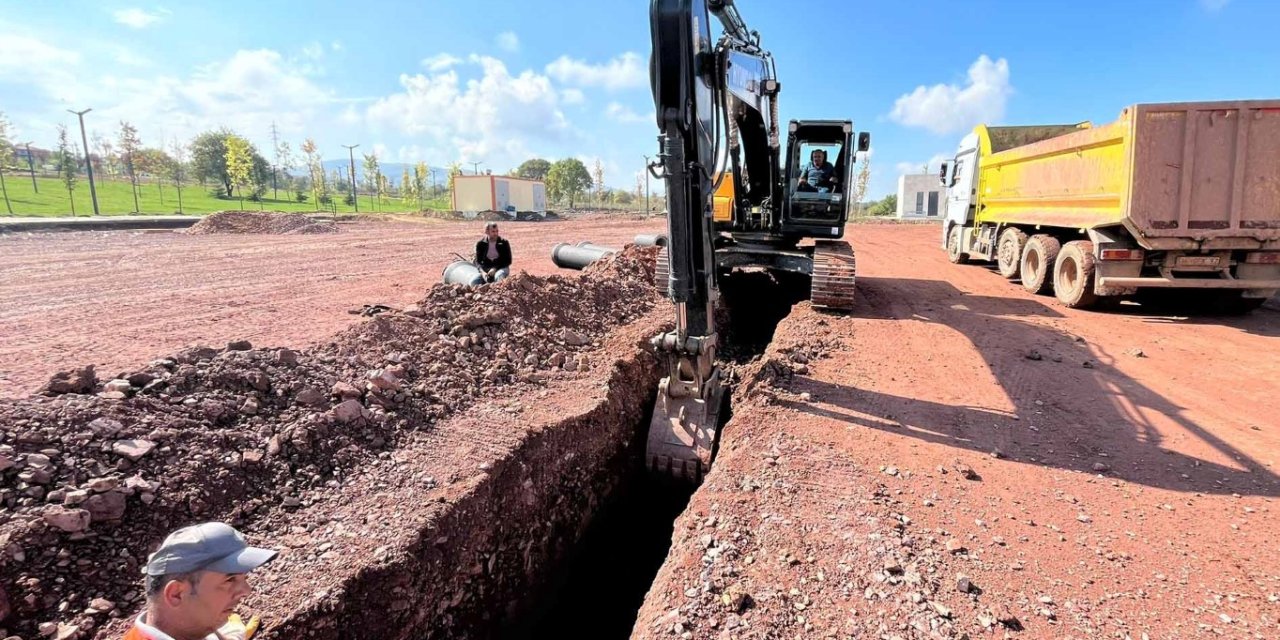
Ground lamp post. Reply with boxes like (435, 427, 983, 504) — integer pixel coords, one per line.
(67, 108, 100, 216)
(642, 155, 652, 213)
(470, 161, 484, 176)
(23, 143, 37, 192)
(341, 144, 359, 212)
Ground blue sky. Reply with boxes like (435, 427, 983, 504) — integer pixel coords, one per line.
(1, 0, 1276, 197)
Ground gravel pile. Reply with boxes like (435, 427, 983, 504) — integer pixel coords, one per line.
(186, 211, 339, 235)
(0, 247, 659, 639)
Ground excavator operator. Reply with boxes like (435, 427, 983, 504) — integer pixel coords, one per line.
(796, 148, 837, 193)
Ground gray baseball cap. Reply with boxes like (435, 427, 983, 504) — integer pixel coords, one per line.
(145, 522, 277, 576)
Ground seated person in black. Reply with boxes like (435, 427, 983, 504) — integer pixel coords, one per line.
(474, 221, 512, 282)
(796, 149, 837, 193)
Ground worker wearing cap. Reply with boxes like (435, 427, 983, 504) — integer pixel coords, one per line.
(124, 522, 277, 640)
(474, 221, 513, 283)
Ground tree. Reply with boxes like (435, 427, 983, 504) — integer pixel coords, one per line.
(413, 162, 428, 210)
(377, 173, 389, 208)
(55, 125, 78, 215)
(270, 122, 293, 200)
(91, 133, 115, 178)
(118, 121, 142, 212)
(190, 129, 268, 198)
(446, 162, 462, 194)
(362, 153, 380, 211)
(867, 194, 897, 217)
(591, 158, 605, 207)
(546, 158, 593, 208)
(169, 138, 188, 214)
(852, 154, 871, 216)
(225, 135, 254, 209)
(134, 148, 173, 206)
(300, 137, 325, 206)
(515, 158, 551, 181)
(400, 167, 414, 208)
(0, 111, 13, 215)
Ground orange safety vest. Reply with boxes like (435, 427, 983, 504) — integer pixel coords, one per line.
(123, 626, 155, 640)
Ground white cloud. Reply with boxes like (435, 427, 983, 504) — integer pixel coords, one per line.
(894, 153, 951, 177)
(0, 33, 82, 99)
(365, 55, 572, 167)
(561, 88, 585, 105)
(889, 55, 1012, 135)
(113, 8, 170, 29)
(545, 52, 646, 91)
(605, 102, 647, 124)
(301, 42, 325, 61)
(1200, 0, 1230, 11)
(421, 53, 462, 72)
(495, 31, 520, 53)
(331, 40, 344, 52)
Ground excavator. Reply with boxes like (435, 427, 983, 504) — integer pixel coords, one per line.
(646, 0, 869, 481)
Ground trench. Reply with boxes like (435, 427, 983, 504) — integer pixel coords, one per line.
(496, 270, 805, 639)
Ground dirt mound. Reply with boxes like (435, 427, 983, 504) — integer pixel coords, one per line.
(186, 211, 339, 235)
(0, 248, 659, 639)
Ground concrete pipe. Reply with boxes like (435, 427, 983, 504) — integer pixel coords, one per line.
(442, 260, 486, 286)
(633, 233, 668, 247)
(552, 243, 618, 270)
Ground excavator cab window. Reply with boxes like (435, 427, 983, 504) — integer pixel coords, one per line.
(781, 120, 855, 236)
(794, 143, 844, 194)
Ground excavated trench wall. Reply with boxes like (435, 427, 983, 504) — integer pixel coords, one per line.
(261, 342, 662, 639)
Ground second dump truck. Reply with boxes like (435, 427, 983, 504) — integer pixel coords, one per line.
(939, 100, 1280, 311)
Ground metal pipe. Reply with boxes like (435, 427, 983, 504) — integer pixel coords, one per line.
(442, 260, 486, 286)
(634, 233, 668, 247)
(552, 243, 617, 270)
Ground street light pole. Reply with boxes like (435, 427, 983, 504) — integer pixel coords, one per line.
(67, 109, 100, 217)
(470, 161, 484, 176)
(341, 144, 359, 212)
(23, 143, 38, 193)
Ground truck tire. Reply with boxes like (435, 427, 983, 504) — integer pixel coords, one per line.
(946, 226, 969, 264)
(1207, 291, 1268, 315)
(997, 227, 1028, 279)
(1020, 235, 1060, 295)
(1053, 241, 1098, 308)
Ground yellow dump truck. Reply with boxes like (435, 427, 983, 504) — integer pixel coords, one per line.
(939, 100, 1280, 311)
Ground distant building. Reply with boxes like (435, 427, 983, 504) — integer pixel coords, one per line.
(896, 173, 943, 219)
(452, 175, 547, 218)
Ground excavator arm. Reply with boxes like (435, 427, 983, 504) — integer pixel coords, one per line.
(645, 0, 779, 481)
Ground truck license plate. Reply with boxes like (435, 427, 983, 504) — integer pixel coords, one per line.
(1176, 256, 1221, 268)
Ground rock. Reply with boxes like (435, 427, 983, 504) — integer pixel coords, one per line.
(276, 348, 299, 366)
(954, 462, 979, 480)
(85, 477, 119, 492)
(87, 417, 124, 436)
(64, 490, 90, 506)
(126, 371, 156, 387)
(89, 597, 114, 612)
(945, 539, 966, 554)
(332, 399, 365, 424)
(26, 453, 53, 469)
(295, 388, 326, 406)
(402, 304, 425, 317)
(369, 370, 402, 392)
(240, 398, 260, 415)
(799, 392, 812, 402)
(1126, 348, 1146, 358)
(1092, 461, 1110, 472)
(245, 371, 270, 392)
(103, 379, 133, 394)
(227, 340, 253, 351)
(112, 439, 156, 461)
(549, 352, 566, 368)
(1077, 513, 1092, 523)
(100, 391, 128, 400)
(1083, 360, 1095, 368)
(43, 506, 91, 533)
(1025, 350, 1043, 361)
(0, 454, 14, 472)
(56, 623, 80, 640)
(242, 450, 264, 465)
(19, 468, 53, 484)
(331, 381, 362, 399)
(957, 575, 973, 593)
(931, 602, 952, 618)
(124, 476, 158, 492)
(282, 496, 301, 508)
(266, 436, 283, 457)
(41, 365, 97, 395)
(990, 448, 1004, 459)
(85, 491, 127, 522)
(562, 328, 591, 346)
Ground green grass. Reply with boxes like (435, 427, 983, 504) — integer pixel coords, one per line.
(0, 175, 451, 217)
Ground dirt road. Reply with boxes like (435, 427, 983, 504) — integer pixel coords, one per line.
(0, 216, 661, 397)
(637, 224, 1280, 638)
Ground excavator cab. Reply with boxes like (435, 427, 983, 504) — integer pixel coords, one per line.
(781, 120, 866, 238)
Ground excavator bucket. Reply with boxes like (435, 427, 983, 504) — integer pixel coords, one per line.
(646, 375, 725, 483)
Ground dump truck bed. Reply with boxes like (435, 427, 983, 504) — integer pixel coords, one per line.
(975, 100, 1280, 249)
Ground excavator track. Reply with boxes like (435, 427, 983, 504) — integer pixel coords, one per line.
(810, 240, 857, 311)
